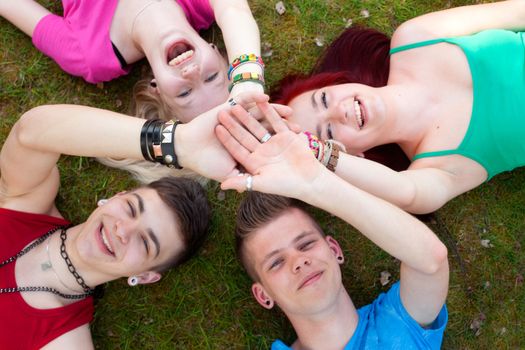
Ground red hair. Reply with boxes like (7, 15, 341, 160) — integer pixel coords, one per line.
(271, 27, 410, 171)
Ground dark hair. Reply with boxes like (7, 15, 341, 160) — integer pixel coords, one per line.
(271, 26, 410, 171)
(145, 176, 211, 272)
(235, 192, 321, 281)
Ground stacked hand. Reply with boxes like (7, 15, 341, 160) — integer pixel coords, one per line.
(174, 92, 264, 181)
(216, 102, 324, 199)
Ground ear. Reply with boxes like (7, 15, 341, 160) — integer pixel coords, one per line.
(325, 236, 344, 264)
(148, 79, 159, 94)
(251, 282, 274, 309)
(136, 271, 162, 285)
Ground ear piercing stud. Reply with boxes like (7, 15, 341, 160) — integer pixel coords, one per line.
(128, 276, 139, 287)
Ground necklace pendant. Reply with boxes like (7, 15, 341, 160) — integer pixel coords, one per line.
(41, 261, 52, 271)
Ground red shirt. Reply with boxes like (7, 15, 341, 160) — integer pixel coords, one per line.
(0, 208, 94, 349)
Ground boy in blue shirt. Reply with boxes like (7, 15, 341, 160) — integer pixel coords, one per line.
(218, 102, 449, 349)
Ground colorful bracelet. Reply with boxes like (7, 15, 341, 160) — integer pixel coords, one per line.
(304, 132, 321, 159)
(139, 119, 182, 169)
(228, 72, 265, 92)
(228, 54, 265, 80)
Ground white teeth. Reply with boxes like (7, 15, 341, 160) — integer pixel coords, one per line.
(354, 100, 364, 128)
(100, 227, 114, 254)
(168, 49, 194, 66)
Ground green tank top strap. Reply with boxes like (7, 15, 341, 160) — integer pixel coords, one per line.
(412, 150, 458, 162)
(389, 38, 447, 55)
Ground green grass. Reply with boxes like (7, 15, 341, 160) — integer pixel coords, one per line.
(2, 0, 525, 348)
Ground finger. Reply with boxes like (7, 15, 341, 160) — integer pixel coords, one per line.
(230, 92, 269, 108)
(256, 102, 289, 133)
(285, 120, 302, 133)
(218, 109, 261, 152)
(215, 124, 253, 167)
(221, 173, 254, 193)
(233, 106, 271, 142)
(270, 103, 293, 117)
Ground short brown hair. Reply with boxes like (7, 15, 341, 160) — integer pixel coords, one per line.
(235, 192, 321, 280)
(145, 176, 211, 272)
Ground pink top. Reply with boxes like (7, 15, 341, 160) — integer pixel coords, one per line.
(32, 0, 215, 83)
(0, 208, 94, 349)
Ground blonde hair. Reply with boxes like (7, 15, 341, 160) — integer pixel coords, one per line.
(97, 74, 207, 185)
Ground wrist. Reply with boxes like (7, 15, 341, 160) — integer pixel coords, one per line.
(174, 123, 190, 169)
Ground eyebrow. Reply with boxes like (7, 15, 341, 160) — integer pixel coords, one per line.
(132, 193, 160, 258)
(261, 231, 316, 266)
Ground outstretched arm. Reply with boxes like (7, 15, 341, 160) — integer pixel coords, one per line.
(393, 0, 525, 46)
(0, 94, 268, 214)
(330, 152, 483, 214)
(217, 103, 448, 326)
(0, 0, 50, 36)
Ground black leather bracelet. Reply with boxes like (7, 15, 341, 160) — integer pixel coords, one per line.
(159, 121, 182, 169)
(140, 119, 158, 162)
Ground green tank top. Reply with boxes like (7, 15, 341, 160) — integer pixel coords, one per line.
(390, 30, 525, 180)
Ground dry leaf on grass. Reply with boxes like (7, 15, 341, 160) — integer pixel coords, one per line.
(360, 9, 370, 18)
(480, 239, 493, 248)
(470, 313, 486, 336)
(379, 271, 391, 286)
(275, 1, 286, 15)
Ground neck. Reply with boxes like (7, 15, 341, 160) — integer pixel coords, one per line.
(129, 0, 193, 56)
(287, 287, 358, 350)
(43, 226, 95, 294)
(380, 84, 437, 157)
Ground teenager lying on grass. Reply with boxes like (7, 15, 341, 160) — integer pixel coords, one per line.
(1, 0, 263, 122)
(272, 0, 525, 214)
(0, 95, 274, 348)
(216, 102, 449, 349)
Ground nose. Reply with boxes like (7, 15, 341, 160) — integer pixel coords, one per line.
(181, 63, 200, 79)
(114, 219, 137, 244)
(326, 103, 347, 124)
(293, 255, 311, 273)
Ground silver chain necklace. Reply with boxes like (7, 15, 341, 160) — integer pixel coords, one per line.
(0, 226, 93, 300)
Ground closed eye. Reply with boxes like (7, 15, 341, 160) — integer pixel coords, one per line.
(299, 240, 316, 251)
(269, 258, 284, 270)
(142, 236, 149, 254)
(177, 89, 192, 98)
(127, 201, 136, 218)
(321, 91, 328, 109)
(205, 72, 219, 83)
(327, 123, 334, 139)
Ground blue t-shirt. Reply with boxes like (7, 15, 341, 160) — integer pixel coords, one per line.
(272, 282, 448, 350)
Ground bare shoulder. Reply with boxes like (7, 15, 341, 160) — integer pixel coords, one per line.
(40, 324, 94, 350)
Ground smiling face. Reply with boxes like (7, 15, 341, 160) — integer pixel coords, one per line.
(287, 83, 388, 155)
(245, 208, 345, 316)
(149, 36, 229, 123)
(74, 188, 183, 282)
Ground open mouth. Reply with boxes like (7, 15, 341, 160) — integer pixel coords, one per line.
(167, 41, 195, 66)
(354, 99, 365, 129)
(99, 225, 115, 256)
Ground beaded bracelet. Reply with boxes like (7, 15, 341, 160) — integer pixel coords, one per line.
(139, 119, 183, 169)
(228, 72, 265, 92)
(228, 53, 265, 80)
(304, 132, 321, 159)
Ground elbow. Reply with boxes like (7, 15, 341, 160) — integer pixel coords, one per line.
(397, 175, 447, 215)
(422, 240, 449, 275)
(15, 105, 51, 147)
(395, 177, 419, 211)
